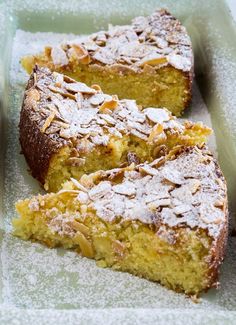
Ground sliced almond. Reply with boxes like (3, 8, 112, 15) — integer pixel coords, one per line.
(65, 82, 96, 94)
(148, 124, 164, 143)
(71, 44, 91, 64)
(99, 95, 118, 113)
(76, 231, 94, 258)
(70, 178, 88, 192)
(68, 220, 90, 236)
(28, 88, 40, 101)
(48, 85, 76, 99)
(91, 84, 102, 92)
(44, 46, 52, 58)
(41, 111, 56, 133)
(139, 164, 158, 176)
(57, 189, 80, 195)
(139, 54, 167, 67)
(51, 46, 69, 66)
(53, 72, 64, 87)
(90, 93, 105, 106)
(144, 108, 170, 124)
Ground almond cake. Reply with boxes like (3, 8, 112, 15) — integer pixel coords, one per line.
(13, 146, 228, 295)
(19, 67, 210, 192)
(21, 9, 193, 116)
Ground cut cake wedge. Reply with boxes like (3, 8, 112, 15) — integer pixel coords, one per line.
(21, 9, 193, 116)
(20, 66, 211, 192)
(13, 146, 228, 295)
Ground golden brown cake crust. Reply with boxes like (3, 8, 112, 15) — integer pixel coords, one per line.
(19, 71, 65, 184)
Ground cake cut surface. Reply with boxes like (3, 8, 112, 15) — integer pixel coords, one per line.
(20, 67, 211, 192)
(21, 9, 193, 115)
(13, 146, 228, 295)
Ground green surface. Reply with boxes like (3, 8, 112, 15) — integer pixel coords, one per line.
(0, 0, 236, 323)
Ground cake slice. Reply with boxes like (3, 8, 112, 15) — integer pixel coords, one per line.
(20, 67, 211, 192)
(13, 146, 228, 295)
(21, 9, 193, 116)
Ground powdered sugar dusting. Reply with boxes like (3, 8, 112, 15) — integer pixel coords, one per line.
(1, 9, 236, 324)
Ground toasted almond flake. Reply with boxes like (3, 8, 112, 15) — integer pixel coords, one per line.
(99, 95, 118, 112)
(48, 85, 65, 95)
(148, 123, 164, 143)
(41, 111, 56, 133)
(57, 189, 80, 195)
(65, 82, 96, 94)
(63, 75, 77, 83)
(28, 88, 40, 101)
(173, 204, 192, 215)
(139, 54, 167, 67)
(59, 129, 72, 139)
(139, 164, 158, 176)
(53, 72, 64, 87)
(75, 92, 83, 109)
(33, 72, 37, 84)
(90, 93, 105, 106)
(53, 120, 70, 128)
(130, 129, 148, 140)
(75, 231, 94, 258)
(89, 181, 112, 200)
(214, 199, 225, 208)
(70, 178, 89, 192)
(199, 204, 224, 224)
(91, 84, 102, 92)
(113, 182, 136, 196)
(76, 191, 89, 204)
(162, 167, 184, 185)
(51, 46, 69, 66)
(148, 198, 171, 209)
(187, 179, 201, 194)
(68, 220, 90, 236)
(71, 44, 91, 64)
(144, 108, 170, 124)
(167, 53, 191, 71)
(44, 46, 52, 57)
(99, 114, 116, 125)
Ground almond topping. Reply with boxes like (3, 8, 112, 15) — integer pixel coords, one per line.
(65, 82, 96, 94)
(75, 231, 94, 258)
(148, 124, 164, 143)
(28, 88, 40, 101)
(99, 95, 118, 113)
(71, 44, 91, 64)
(91, 84, 102, 92)
(139, 54, 167, 67)
(68, 220, 90, 236)
(41, 111, 56, 133)
(70, 178, 88, 192)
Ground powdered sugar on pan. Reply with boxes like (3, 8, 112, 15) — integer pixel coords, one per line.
(1, 18, 236, 325)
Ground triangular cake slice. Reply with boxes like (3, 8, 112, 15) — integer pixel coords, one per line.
(20, 67, 211, 192)
(21, 9, 193, 116)
(13, 146, 228, 295)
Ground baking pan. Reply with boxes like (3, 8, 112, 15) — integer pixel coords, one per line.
(0, 0, 236, 323)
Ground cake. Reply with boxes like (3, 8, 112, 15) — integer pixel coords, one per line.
(13, 146, 228, 295)
(20, 66, 211, 192)
(21, 9, 193, 116)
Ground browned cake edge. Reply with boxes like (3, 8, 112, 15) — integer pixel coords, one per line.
(19, 72, 66, 185)
(205, 161, 228, 292)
